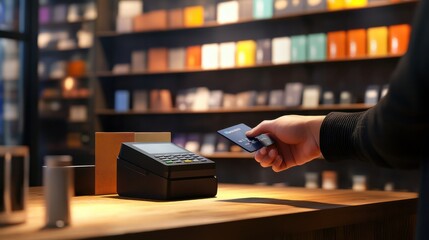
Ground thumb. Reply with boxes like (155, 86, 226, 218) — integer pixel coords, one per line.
(246, 120, 273, 137)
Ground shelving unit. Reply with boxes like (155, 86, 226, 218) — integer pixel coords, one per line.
(94, 0, 420, 190)
(38, 0, 97, 166)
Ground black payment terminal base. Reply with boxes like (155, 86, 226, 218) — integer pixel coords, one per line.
(117, 142, 217, 200)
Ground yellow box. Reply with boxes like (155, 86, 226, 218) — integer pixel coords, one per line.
(184, 6, 204, 27)
(328, 0, 345, 10)
(236, 40, 256, 67)
(367, 26, 388, 56)
(345, 0, 367, 8)
(95, 132, 171, 195)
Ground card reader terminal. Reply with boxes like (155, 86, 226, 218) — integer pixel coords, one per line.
(117, 142, 217, 200)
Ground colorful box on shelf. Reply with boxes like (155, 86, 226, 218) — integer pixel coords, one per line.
(253, 0, 274, 19)
(217, 1, 239, 24)
(291, 35, 307, 62)
(131, 50, 147, 72)
(133, 90, 149, 111)
(168, 8, 184, 28)
(367, 26, 388, 56)
(133, 10, 168, 31)
(344, 0, 367, 8)
(95, 132, 171, 195)
(184, 6, 204, 27)
(148, 47, 168, 71)
(308, 33, 327, 61)
(39, 6, 51, 24)
(236, 40, 257, 66)
(272, 37, 291, 64)
(327, 0, 345, 10)
(168, 48, 186, 70)
(114, 90, 130, 112)
(274, 0, 305, 15)
(219, 42, 237, 68)
(186, 45, 202, 69)
(118, 0, 143, 18)
(150, 89, 173, 111)
(389, 24, 411, 55)
(347, 28, 366, 58)
(204, 4, 217, 23)
(67, 60, 86, 77)
(239, 0, 254, 20)
(256, 39, 272, 64)
(202, 43, 220, 69)
(327, 31, 346, 59)
(116, 17, 133, 33)
(305, 0, 327, 11)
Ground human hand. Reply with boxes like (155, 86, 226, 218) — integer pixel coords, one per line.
(246, 115, 325, 172)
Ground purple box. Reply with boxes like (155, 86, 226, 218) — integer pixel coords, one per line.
(39, 6, 51, 24)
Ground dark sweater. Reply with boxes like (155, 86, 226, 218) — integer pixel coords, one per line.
(320, 1, 429, 238)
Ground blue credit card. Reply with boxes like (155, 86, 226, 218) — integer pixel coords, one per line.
(217, 123, 274, 152)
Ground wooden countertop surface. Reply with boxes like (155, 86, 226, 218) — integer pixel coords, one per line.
(0, 184, 418, 240)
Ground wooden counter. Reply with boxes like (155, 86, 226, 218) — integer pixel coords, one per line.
(0, 184, 418, 240)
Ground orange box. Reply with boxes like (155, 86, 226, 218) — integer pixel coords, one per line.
(389, 24, 411, 55)
(67, 60, 86, 77)
(95, 132, 171, 195)
(184, 6, 204, 27)
(328, 0, 345, 10)
(327, 31, 346, 59)
(168, 8, 184, 28)
(148, 48, 168, 72)
(150, 89, 173, 111)
(133, 10, 168, 31)
(186, 45, 202, 69)
(367, 26, 388, 56)
(347, 29, 366, 58)
(236, 40, 256, 66)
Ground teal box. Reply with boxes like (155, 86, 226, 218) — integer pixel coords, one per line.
(307, 33, 326, 61)
(291, 35, 307, 62)
(253, 0, 274, 19)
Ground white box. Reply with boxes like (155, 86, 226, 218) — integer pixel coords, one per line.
(272, 37, 291, 64)
(217, 1, 239, 24)
(219, 42, 236, 68)
(202, 43, 220, 69)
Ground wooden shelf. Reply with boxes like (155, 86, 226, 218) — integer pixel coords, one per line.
(96, 104, 372, 116)
(39, 75, 91, 82)
(39, 46, 91, 54)
(39, 19, 95, 28)
(40, 96, 90, 101)
(96, 55, 402, 78)
(96, 0, 417, 38)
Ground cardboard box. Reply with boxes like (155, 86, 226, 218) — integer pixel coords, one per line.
(95, 132, 171, 195)
(168, 8, 184, 28)
(308, 33, 327, 61)
(133, 10, 167, 31)
(148, 47, 168, 71)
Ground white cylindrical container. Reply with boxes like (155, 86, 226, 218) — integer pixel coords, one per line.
(44, 155, 73, 228)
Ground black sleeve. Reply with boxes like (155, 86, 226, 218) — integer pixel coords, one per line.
(319, 0, 429, 169)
